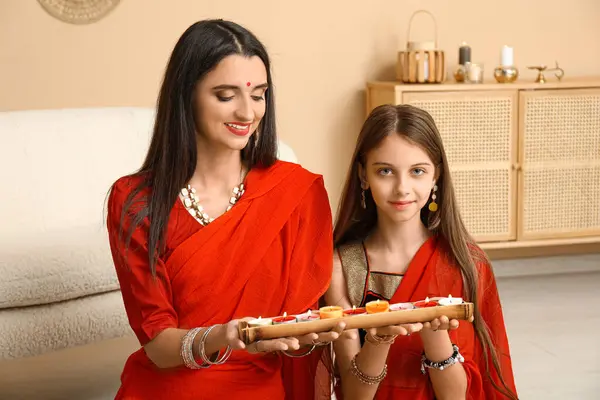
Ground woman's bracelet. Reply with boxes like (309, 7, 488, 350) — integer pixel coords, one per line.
(420, 344, 464, 374)
(350, 353, 387, 385)
(198, 325, 233, 366)
(365, 332, 398, 345)
(281, 344, 316, 358)
(180, 325, 232, 369)
(180, 327, 205, 369)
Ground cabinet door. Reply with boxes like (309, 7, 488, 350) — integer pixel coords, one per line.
(403, 91, 518, 242)
(519, 88, 600, 240)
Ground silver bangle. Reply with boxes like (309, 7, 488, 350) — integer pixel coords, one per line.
(198, 325, 233, 366)
(281, 344, 316, 358)
(420, 344, 464, 374)
(180, 327, 205, 369)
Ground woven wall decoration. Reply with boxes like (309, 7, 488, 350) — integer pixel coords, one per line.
(37, 0, 121, 25)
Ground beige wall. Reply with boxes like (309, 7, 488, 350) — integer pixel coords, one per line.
(2, 0, 599, 209)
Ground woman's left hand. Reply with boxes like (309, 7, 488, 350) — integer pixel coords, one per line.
(245, 321, 354, 354)
(295, 321, 356, 347)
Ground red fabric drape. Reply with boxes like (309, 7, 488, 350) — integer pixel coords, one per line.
(107, 161, 333, 399)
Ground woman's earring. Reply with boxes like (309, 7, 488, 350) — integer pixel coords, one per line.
(428, 184, 438, 212)
(361, 190, 367, 209)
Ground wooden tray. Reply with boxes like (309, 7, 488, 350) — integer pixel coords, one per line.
(238, 302, 473, 345)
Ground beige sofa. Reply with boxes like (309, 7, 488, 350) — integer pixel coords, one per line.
(0, 107, 298, 399)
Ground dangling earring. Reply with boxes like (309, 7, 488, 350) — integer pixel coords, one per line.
(361, 190, 367, 209)
(428, 184, 438, 212)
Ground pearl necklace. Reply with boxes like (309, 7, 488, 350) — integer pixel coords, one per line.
(180, 169, 246, 226)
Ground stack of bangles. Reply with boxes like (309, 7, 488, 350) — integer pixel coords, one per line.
(348, 332, 397, 385)
(181, 327, 330, 368)
(180, 325, 232, 369)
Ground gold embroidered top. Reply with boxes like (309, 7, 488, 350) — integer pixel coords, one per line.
(337, 242, 404, 308)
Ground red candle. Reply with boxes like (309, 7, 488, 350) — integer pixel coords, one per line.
(343, 305, 367, 316)
(272, 312, 297, 324)
(414, 297, 438, 308)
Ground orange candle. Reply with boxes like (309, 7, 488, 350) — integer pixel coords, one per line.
(366, 299, 389, 314)
(319, 306, 343, 319)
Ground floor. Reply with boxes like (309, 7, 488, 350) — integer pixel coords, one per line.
(1, 256, 599, 399)
(497, 271, 600, 399)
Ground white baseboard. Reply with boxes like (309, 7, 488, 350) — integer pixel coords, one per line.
(492, 254, 600, 279)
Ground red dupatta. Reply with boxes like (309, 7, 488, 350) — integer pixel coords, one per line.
(112, 161, 333, 399)
(375, 236, 517, 399)
(167, 161, 333, 399)
(332, 236, 517, 400)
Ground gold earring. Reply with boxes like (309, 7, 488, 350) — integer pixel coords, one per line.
(361, 190, 367, 209)
(428, 184, 438, 212)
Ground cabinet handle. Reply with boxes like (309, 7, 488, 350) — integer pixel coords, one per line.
(512, 163, 523, 171)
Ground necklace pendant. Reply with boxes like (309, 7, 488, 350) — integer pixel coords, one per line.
(182, 170, 246, 226)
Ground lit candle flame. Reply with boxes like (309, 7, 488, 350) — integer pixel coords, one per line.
(307, 310, 312, 316)
(283, 312, 287, 317)
(449, 294, 453, 299)
(258, 316, 262, 320)
(352, 305, 356, 310)
(425, 297, 430, 302)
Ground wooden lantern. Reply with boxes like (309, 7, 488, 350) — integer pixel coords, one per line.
(397, 10, 446, 84)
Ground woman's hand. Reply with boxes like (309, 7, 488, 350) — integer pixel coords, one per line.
(367, 322, 424, 339)
(294, 321, 355, 347)
(422, 314, 472, 333)
(215, 318, 353, 354)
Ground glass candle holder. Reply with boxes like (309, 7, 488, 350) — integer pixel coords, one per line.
(466, 63, 484, 83)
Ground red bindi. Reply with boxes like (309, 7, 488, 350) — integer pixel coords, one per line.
(246, 82, 251, 87)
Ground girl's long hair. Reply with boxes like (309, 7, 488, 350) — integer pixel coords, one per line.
(334, 104, 517, 399)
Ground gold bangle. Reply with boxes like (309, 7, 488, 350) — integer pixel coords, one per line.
(350, 354, 387, 385)
(365, 332, 398, 345)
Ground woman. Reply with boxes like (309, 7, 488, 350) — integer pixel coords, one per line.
(325, 104, 518, 399)
(107, 19, 341, 399)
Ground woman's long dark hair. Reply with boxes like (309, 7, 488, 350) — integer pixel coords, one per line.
(334, 104, 518, 400)
(117, 19, 277, 275)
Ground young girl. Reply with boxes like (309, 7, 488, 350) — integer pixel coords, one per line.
(325, 104, 518, 399)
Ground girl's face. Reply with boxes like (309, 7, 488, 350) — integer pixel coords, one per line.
(361, 134, 437, 224)
(194, 54, 268, 151)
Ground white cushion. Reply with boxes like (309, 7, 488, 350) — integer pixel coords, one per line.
(0, 291, 131, 360)
(0, 107, 298, 308)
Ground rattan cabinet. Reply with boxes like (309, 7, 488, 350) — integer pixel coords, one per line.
(366, 79, 600, 258)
